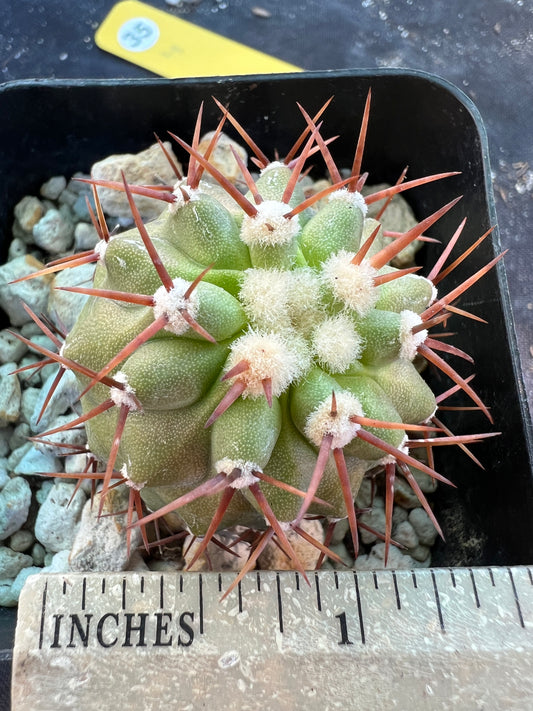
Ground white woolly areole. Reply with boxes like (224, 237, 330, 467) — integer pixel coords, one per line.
(215, 458, 260, 489)
(94, 239, 108, 260)
(152, 278, 200, 335)
(305, 391, 363, 449)
(312, 314, 363, 373)
(321, 250, 379, 316)
(259, 160, 285, 176)
(286, 268, 325, 334)
(121, 464, 146, 490)
(239, 268, 291, 328)
(168, 181, 200, 213)
(328, 187, 368, 216)
(240, 200, 300, 247)
(227, 329, 311, 398)
(110, 372, 140, 411)
(399, 310, 427, 361)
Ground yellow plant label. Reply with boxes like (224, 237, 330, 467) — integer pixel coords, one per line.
(95, 0, 302, 78)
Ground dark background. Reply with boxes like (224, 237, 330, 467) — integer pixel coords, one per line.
(1, 2, 532, 709)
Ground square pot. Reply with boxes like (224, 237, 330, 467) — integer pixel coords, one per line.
(1, 70, 532, 691)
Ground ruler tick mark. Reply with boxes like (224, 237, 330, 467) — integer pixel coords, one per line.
(508, 568, 525, 628)
(122, 578, 126, 611)
(159, 575, 164, 609)
(179, 574, 183, 593)
(101, 578, 106, 594)
(238, 581, 243, 613)
(295, 571, 300, 591)
(373, 571, 379, 590)
(334, 571, 339, 590)
(469, 569, 480, 608)
(63, 580, 67, 595)
(256, 571, 261, 592)
(315, 573, 322, 612)
(276, 573, 284, 634)
(81, 577, 87, 611)
(528, 568, 533, 586)
(449, 568, 456, 588)
(38, 581, 48, 650)
(431, 570, 445, 632)
(140, 576, 144, 594)
(218, 573, 222, 593)
(488, 567, 495, 586)
(392, 571, 401, 610)
(353, 572, 366, 644)
(411, 570, 418, 588)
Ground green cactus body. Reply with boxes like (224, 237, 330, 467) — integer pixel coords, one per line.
(31, 97, 497, 579)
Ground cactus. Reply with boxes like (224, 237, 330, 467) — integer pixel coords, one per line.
(13, 93, 501, 594)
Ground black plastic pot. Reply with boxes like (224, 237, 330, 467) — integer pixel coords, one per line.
(1, 69, 532, 706)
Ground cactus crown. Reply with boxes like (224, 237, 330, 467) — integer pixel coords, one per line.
(14, 93, 501, 596)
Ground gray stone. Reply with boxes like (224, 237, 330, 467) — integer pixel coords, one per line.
(393, 474, 426, 509)
(183, 526, 251, 573)
(57, 187, 78, 208)
(34, 481, 87, 552)
(31, 542, 46, 566)
(392, 520, 419, 549)
(329, 517, 349, 545)
(354, 476, 374, 509)
(69, 487, 141, 572)
(31, 416, 87, 456)
(0, 546, 33, 578)
(7, 237, 27, 261)
(9, 528, 35, 553)
(40, 175, 67, 201)
(257, 519, 324, 572)
(355, 542, 416, 571)
(0, 428, 12, 458)
(0, 580, 17, 607)
(48, 261, 96, 332)
(74, 221, 99, 251)
(67, 172, 92, 194)
(328, 541, 354, 569)
(36, 479, 54, 505)
(20, 320, 43, 337)
(197, 130, 248, 184)
(42, 549, 71, 573)
(30, 368, 80, 432)
(91, 141, 179, 220)
(7, 442, 32, 470)
(12, 446, 60, 477)
(20, 387, 41, 425)
(32, 208, 74, 254)
(0, 254, 51, 326)
(9, 422, 31, 451)
(406, 542, 431, 563)
(0, 328, 28, 364)
(0, 362, 21, 427)
(14, 196, 44, 232)
(359, 507, 387, 545)
(8, 566, 42, 605)
(73, 192, 96, 222)
(408, 507, 438, 546)
(0, 477, 32, 540)
(0, 460, 9, 489)
(391, 505, 408, 526)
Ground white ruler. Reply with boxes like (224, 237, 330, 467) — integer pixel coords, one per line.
(11, 567, 533, 710)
